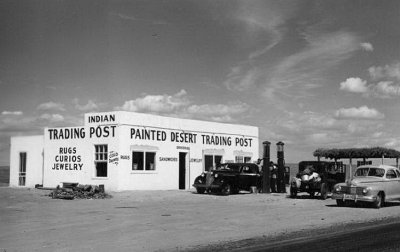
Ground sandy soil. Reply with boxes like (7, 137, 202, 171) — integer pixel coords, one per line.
(1, 187, 400, 252)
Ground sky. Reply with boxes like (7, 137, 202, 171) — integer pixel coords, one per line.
(1, 0, 400, 165)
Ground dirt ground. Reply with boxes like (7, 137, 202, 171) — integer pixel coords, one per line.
(1, 187, 400, 252)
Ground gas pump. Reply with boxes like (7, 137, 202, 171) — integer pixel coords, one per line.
(277, 141, 286, 193)
(261, 141, 271, 193)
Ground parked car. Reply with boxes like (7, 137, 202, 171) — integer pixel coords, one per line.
(332, 165, 400, 208)
(193, 163, 261, 195)
(290, 161, 346, 200)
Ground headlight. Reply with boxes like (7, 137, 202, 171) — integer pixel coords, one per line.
(362, 187, 371, 194)
(334, 185, 341, 192)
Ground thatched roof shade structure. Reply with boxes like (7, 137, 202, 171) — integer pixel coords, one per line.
(313, 147, 400, 160)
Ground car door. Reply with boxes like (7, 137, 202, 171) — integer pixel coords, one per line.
(393, 170, 400, 199)
(385, 169, 400, 200)
(239, 165, 258, 190)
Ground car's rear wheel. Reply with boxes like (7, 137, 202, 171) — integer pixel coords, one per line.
(336, 199, 345, 207)
(221, 184, 231, 196)
(373, 192, 384, 209)
(290, 186, 297, 198)
(196, 188, 206, 194)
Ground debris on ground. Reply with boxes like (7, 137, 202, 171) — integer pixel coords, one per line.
(49, 184, 112, 200)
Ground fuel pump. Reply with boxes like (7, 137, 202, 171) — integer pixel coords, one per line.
(262, 141, 271, 193)
(277, 141, 286, 193)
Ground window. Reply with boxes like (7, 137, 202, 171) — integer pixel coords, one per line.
(204, 155, 222, 172)
(386, 169, 397, 179)
(235, 156, 251, 163)
(235, 156, 244, 163)
(95, 145, 108, 177)
(242, 165, 258, 174)
(132, 151, 156, 171)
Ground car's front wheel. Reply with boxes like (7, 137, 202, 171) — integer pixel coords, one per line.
(373, 192, 385, 209)
(290, 186, 297, 198)
(196, 188, 206, 194)
(221, 183, 231, 196)
(336, 199, 345, 207)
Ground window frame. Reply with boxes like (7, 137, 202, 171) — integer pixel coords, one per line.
(131, 150, 157, 172)
(386, 169, 397, 179)
(94, 144, 108, 178)
(204, 154, 223, 172)
(235, 156, 252, 163)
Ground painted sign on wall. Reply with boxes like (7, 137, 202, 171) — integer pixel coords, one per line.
(47, 126, 117, 140)
(51, 147, 83, 170)
(130, 128, 253, 147)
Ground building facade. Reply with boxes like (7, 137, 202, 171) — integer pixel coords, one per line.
(10, 111, 259, 191)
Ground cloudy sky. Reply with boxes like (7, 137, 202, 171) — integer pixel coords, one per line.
(1, 0, 400, 165)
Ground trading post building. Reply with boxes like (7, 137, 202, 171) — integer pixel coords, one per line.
(10, 111, 259, 191)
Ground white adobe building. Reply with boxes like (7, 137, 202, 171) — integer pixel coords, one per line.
(9, 111, 259, 191)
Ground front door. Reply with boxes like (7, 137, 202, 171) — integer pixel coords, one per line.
(179, 152, 187, 190)
(19, 152, 26, 186)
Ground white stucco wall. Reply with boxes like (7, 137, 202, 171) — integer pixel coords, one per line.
(10, 135, 44, 187)
(10, 111, 259, 191)
(43, 125, 120, 191)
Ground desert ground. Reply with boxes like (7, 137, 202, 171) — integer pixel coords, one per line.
(1, 187, 400, 252)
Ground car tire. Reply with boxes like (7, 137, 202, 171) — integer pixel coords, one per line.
(221, 184, 231, 196)
(336, 199, 345, 207)
(290, 186, 297, 198)
(373, 192, 384, 209)
(196, 188, 206, 194)
(320, 183, 328, 200)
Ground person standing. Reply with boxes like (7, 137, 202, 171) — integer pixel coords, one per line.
(270, 161, 277, 193)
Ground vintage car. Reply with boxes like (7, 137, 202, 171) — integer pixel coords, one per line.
(192, 163, 261, 195)
(290, 161, 346, 200)
(332, 164, 400, 208)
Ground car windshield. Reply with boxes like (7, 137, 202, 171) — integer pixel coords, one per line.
(216, 164, 241, 172)
(355, 167, 385, 177)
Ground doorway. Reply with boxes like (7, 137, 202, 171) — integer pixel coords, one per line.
(19, 152, 26, 186)
(179, 152, 187, 190)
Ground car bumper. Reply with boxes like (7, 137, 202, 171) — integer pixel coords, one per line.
(192, 184, 222, 189)
(331, 193, 377, 202)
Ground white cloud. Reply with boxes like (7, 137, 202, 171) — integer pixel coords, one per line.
(37, 102, 66, 111)
(74, 99, 99, 112)
(40, 113, 65, 123)
(341, 63, 400, 98)
(368, 63, 400, 81)
(117, 89, 190, 113)
(339, 77, 368, 93)
(264, 30, 362, 99)
(224, 1, 297, 92)
(372, 81, 400, 97)
(360, 42, 374, 52)
(1, 111, 23, 116)
(186, 102, 250, 122)
(116, 90, 252, 123)
(224, 67, 259, 92)
(335, 106, 384, 120)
